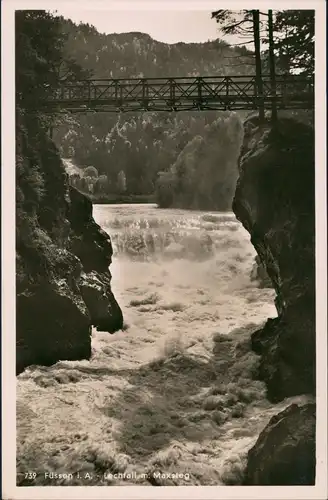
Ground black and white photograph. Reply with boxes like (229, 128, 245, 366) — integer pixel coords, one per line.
(1, 0, 327, 498)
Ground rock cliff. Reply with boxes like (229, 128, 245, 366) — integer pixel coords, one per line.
(16, 111, 123, 375)
(244, 403, 316, 485)
(232, 115, 315, 484)
(250, 255, 272, 288)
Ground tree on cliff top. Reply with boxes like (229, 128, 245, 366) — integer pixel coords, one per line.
(16, 10, 90, 111)
(16, 10, 90, 253)
(212, 9, 315, 77)
(212, 9, 314, 123)
(270, 10, 314, 76)
(211, 10, 265, 121)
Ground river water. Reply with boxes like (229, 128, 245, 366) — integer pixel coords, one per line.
(17, 204, 310, 486)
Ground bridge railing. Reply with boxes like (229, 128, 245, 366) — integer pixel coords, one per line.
(37, 74, 314, 112)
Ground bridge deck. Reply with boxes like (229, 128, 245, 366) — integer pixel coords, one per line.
(38, 75, 314, 113)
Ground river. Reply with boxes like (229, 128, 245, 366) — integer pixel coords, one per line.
(17, 204, 310, 486)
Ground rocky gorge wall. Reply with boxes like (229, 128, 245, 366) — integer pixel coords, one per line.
(16, 107, 316, 485)
(232, 115, 316, 485)
(16, 111, 123, 375)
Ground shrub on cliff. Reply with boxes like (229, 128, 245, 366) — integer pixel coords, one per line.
(84, 166, 98, 178)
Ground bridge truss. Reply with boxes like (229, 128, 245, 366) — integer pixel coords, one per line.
(37, 74, 314, 113)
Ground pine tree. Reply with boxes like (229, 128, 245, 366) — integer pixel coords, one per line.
(16, 10, 91, 114)
(211, 10, 265, 121)
(271, 10, 314, 76)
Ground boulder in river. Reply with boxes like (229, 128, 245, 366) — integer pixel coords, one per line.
(243, 403, 316, 485)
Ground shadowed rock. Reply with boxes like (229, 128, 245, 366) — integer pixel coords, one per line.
(16, 112, 123, 374)
(79, 271, 123, 332)
(233, 115, 315, 485)
(68, 186, 114, 273)
(17, 281, 92, 375)
(243, 403, 316, 485)
(233, 116, 315, 401)
(68, 186, 123, 332)
(250, 255, 272, 288)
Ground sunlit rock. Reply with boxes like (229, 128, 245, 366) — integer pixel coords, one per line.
(79, 271, 123, 332)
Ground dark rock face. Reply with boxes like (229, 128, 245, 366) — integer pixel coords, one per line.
(250, 255, 272, 288)
(16, 112, 123, 375)
(233, 116, 315, 486)
(244, 403, 316, 485)
(233, 116, 315, 401)
(16, 280, 92, 375)
(67, 187, 123, 332)
(68, 186, 114, 273)
(79, 271, 123, 332)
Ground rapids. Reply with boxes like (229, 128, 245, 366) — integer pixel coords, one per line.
(16, 204, 311, 486)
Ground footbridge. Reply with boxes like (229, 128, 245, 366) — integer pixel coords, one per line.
(39, 74, 314, 113)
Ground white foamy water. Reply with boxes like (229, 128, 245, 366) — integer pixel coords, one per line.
(17, 204, 312, 486)
(96, 204, 276, 363)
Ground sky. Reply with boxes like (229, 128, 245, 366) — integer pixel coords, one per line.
(54, 9, 244, 45)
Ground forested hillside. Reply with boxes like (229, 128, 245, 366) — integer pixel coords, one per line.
(156, 114, 243, 210)
(53, 18, 251, 207)
(60, 20, 254, 79)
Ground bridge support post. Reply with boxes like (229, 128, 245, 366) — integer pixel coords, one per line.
(141, 79, 149, 110)
(87, 80, 91, 104)
(169, 78, 176, 109)
(268, 9, 278, 123)
(197, 77, 203, 110)
(252, 10, 265, 123)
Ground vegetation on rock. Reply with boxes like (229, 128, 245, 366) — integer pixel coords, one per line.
(16, 10, 123, 374)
